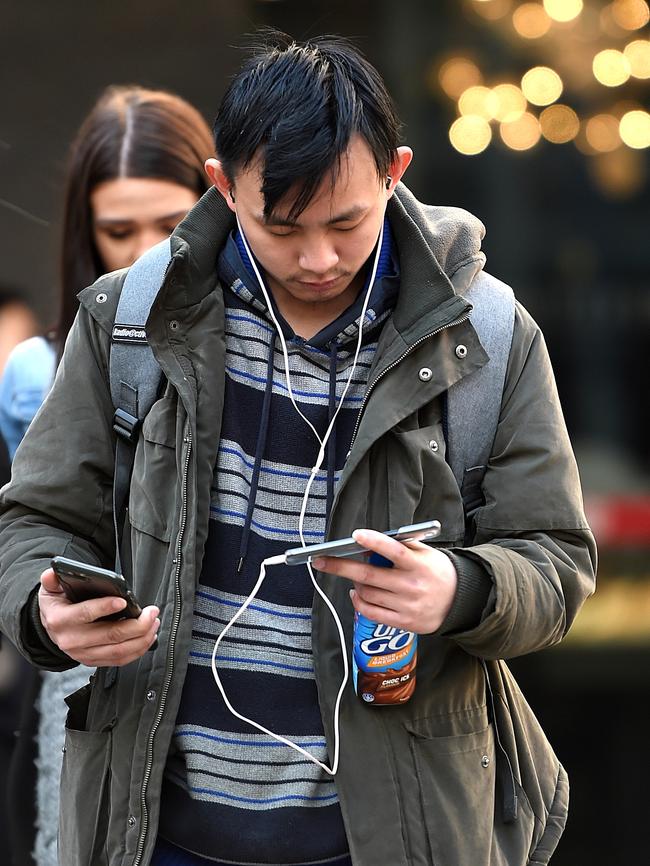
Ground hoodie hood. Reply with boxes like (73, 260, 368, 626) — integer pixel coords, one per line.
(216, 217, 400, 351)
(417, 205, 486, 296)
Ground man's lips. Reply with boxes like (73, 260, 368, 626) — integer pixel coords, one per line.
(297, 276, 344, 290)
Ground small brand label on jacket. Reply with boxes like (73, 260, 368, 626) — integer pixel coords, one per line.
(112, 324, 147, 343)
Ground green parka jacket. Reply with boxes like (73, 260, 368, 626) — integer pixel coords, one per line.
(0, 185, 596, 866)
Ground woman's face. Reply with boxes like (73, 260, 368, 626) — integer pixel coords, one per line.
(90, 177, 199, 273)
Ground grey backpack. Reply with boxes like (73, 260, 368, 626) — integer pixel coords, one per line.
(109, 239, 515, 565)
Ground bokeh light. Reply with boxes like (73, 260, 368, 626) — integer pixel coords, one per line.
(619, 109, 650, 147)
(624, 40, 650, 78)
(512, 3, 553, 38)
(458, 85, 499, 119)
(540, 104, 580, 142)
(593, 49, 632, 86)
(499, 112, 542, 150)
(443, 0, 650, 162)
(585, 114, 622, 152)
(543, 0, 583, 23)
(449, 115, 493, 154)
(610, 0, 650, 31)
(521, 66, 563, 105)
(492, 84, 528, 122)
(437, 57, 483, 99)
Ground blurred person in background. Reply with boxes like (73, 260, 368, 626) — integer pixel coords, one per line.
(0, 84, 214, 866)
(0, 85, 213, 460)
(0, 287, 38, 482)
(0, 289, 38, 378)
(0, 288, 38, 857)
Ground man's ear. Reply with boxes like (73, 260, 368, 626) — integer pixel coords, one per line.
(205, 158, 236, 212)
(385, 146, 413, 195)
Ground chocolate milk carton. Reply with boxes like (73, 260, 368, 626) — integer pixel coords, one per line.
(351, 551, 417, 705)
(352, 613, 417, 704)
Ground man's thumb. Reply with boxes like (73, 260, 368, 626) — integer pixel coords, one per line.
(40, 567, 64, 594)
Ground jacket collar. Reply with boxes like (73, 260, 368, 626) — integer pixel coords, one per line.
(162, 183, 473, 344)
(384, 185, 475, 345)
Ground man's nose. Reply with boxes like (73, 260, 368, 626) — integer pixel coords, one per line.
(298, 237, 339, 275)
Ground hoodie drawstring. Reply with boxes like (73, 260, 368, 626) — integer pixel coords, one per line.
(326, 344, 338, 517)
(237, 338, 276, 573)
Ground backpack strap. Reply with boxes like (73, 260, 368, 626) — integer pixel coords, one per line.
(447, 271, 516, 515)
(110, 238, 171, 573)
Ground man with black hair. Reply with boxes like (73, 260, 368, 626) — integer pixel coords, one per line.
(0, 33, 595, 866)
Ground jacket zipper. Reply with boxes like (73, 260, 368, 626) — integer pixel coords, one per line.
(347, 312, 471, 454)
(133, 423, 192, 865)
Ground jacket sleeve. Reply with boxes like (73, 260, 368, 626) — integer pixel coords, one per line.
(0, 302, 117, 670)
(440, 302, 597, 658)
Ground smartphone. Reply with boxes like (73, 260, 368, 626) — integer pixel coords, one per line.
(50, 556, 143, 621)
(283, 519, 441, 566)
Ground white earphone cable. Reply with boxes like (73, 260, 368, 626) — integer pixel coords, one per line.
(211, 214, 385, 775)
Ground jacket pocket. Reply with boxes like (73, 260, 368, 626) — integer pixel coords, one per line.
(128, 396, 178, 541)
(406, 722, 538, 866)
(59, 685, 114, 866)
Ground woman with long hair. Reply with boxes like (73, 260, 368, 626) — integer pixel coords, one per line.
(0, 84, 214, 866)
(0, 84, 214, 456)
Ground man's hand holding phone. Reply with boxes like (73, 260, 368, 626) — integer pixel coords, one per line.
(39, 567, 160, 667)
(312, 527, 458, 635)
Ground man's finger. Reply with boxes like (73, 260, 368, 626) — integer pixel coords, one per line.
(313, 542, 413, 585)
(40, 567, 64, 594)
(72, 622, 161, 667)
(81, 607, 159, 647)
(351, 528, 417, 567)
(350, 589, 407, 630)
(313, 555, 391, 586)
(58, 610, 160, 656)
(353, 583, 401, 612)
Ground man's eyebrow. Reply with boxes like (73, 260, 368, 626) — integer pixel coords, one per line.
(261, 204, 369, 227)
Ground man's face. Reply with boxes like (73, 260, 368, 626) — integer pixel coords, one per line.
(209, 136, 411, 326)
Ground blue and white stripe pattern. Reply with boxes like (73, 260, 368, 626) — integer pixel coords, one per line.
(190, 584, 314, 679)
(160, 227, 398, 865)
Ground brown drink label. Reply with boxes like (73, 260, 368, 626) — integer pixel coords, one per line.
(353, 614, 417, 705)
(356, 652, 417, 704)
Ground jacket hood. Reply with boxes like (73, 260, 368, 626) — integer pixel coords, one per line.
(168, 182, 486, 298)
(150, 183, 485, 357)
(386, 184, 487, 297)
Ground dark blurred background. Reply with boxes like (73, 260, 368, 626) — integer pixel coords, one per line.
(2, 1, 649, 863)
